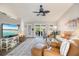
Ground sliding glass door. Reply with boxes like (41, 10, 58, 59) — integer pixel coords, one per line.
(26, 24, 54, 38)
(34, 24, 46, 37)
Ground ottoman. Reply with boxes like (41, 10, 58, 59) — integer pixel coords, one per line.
(31, 43, 46, 56)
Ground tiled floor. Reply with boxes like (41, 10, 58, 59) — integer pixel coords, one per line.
(6, 37, 45, 56)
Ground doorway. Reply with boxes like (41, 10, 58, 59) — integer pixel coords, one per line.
(34, 25, 46, 37)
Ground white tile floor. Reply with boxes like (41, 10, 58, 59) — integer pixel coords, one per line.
(6, 37, 45, 56)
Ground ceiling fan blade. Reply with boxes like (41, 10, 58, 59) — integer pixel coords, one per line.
(33, 11, 39, 13)
(44, 10, 50, 13)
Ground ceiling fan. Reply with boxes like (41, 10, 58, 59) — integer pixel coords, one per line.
(33, 5, 50, 16)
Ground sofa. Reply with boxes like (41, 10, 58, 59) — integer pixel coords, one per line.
(31, 31, 79, 56)
(44, 40, 79, 56)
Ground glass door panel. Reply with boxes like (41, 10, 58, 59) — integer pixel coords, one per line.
(35, 25, 40, 37)
(35, 25, 46, 37)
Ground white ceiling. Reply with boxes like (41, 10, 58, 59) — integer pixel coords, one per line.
(0, 3, 73, 23)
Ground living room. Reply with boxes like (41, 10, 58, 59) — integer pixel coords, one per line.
(0, 3, 79, 56)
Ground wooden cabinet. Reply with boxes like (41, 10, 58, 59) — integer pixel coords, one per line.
(0, 36, 19, 53)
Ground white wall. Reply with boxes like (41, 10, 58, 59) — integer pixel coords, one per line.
(0, 5, 17, 19)
(0, 5, 19, 24)
(57, 4, 79, 32)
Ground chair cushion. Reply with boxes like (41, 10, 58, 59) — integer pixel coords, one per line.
(50, 42, 61, 49)
(44, 48, 60, 56)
